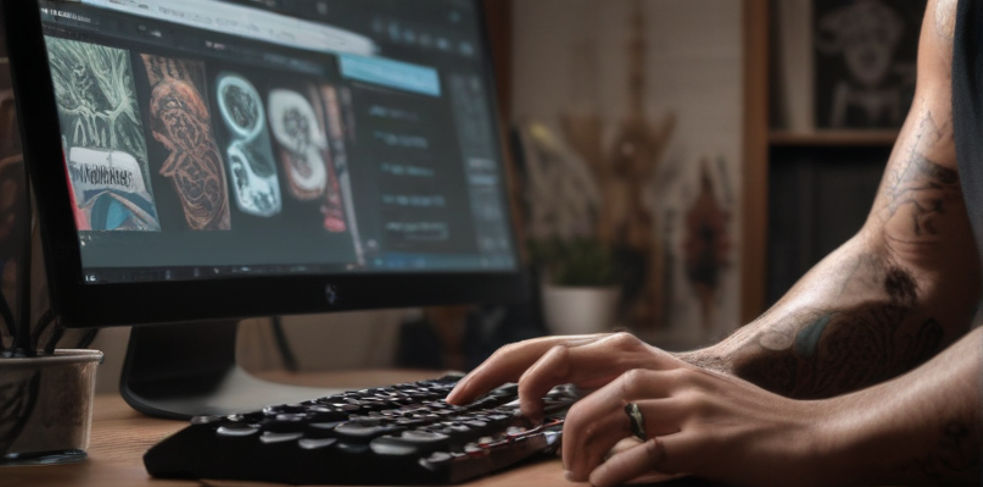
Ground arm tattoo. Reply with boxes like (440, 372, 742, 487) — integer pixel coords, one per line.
(884, 155, 959, 244)
(733, 259, 945, 399)
(880, 112, 961, 251)
(901, 420, 982, 482)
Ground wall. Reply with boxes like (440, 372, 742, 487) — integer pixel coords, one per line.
(512, 0, 745, 347)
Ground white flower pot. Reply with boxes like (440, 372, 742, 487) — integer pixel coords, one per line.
(541, 285, 620, 335)
(0, 349, 102, 465)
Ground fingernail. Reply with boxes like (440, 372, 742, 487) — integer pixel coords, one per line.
(564, 470, 575, 482)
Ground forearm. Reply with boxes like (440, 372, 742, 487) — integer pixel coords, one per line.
(680, 230, 977, 399)
(822, 326, 982, 484)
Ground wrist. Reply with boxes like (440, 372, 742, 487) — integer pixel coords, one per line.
(674, 346, 735, 375)
(807, 395, 872, 486)
(673, 321, 767, 376)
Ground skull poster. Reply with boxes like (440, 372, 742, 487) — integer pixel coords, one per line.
(814, 0, 924, 129)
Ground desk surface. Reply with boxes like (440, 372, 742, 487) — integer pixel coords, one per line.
(5, 370, 579, 487)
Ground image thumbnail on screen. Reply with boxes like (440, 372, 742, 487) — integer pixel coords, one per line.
(268, 86, 347, 233)
(45, 36, 161, 232)
(141, 54, 231, 231)
(215, 72, 282, 218)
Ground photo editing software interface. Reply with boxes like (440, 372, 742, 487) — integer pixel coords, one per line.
(37, 0, 517, 284)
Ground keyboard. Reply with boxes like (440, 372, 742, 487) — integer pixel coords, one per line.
(144, 374, 579, 484)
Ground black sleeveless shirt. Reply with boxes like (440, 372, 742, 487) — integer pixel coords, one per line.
(954, 0, 983, 267)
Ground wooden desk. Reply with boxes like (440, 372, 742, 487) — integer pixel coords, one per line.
(4, 370, 579, 487)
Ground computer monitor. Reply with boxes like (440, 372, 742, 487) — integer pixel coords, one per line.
(2, 0, 524, 418)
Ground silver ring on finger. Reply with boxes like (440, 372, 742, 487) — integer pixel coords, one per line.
(625, 402, 646, 441)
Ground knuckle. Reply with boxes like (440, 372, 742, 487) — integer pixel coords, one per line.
(678, 389, 711, 416)
(619, 368, 649, 398)
(564, 403, 587, 432)
(546, 344, 572, 376)
(520, 344, 569, 385)
(611, 331, 642, 349)
(566, 399, 585, 420)
(516, 373, 543, 398)
(497, 342, 519, 356)
(666, 366, 697, 386)
(547, 343, 570, 360)
(645, 438, 666, 464)
(623, 367, 646, 382)
(485, 348, 507, 364)
(580, 417, 600, 439)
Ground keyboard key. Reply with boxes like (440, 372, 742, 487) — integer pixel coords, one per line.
(260, 431, 303, 444)
(216, 424, 259, 437)
(298, 438, 337, 450)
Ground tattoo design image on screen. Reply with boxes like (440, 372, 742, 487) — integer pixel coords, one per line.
(215, 73, 281, 218)
(141, 54, 231, 231)
(268, 87, 347, 232)
(44, 37, 161, 232)
(314, 84, 362, 254)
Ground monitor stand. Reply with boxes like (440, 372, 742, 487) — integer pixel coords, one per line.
(120, 320, 341, 419)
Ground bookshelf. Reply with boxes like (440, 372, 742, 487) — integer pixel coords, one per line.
(744, 0, 910, 310)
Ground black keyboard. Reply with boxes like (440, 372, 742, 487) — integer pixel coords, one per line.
(144, 374, 579, 484)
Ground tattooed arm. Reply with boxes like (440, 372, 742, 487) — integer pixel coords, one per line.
(681, 0, 980, 399)
(821, 326, 982, 485)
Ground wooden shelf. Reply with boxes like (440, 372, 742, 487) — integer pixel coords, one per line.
(769, 130, 899, 147)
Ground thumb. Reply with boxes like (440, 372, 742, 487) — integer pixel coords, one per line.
(588, 433, 700, 487)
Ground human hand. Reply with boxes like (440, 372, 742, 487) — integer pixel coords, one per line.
(445, 332, 694, 422)
(566, 367, 830, 487)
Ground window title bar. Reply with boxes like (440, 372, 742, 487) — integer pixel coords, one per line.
(73, 0, 378, 56)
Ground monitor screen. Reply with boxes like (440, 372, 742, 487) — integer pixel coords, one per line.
(33, 0, 517, 285)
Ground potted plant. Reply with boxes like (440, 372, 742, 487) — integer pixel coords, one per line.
(530, 238, 622, 335)
(0, 168, 102, 466)
(0, 72, 101, 466)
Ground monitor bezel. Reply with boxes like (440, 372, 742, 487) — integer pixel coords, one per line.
(2, 0, 527, 328)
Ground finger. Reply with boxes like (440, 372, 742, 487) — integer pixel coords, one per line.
(589, 434, 700, 487)
(445, 334, 605, 405)
(563, 409, 627, 476)
(564, 397, 686, 481)
(516, 333, 678, 419)
(563, 368, 679, 441)
(516, 337, 635, 420)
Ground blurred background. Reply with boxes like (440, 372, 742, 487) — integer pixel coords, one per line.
(0, 0, 926, 392)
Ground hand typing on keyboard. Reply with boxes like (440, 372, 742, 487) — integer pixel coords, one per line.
(445, 332, 832, 487)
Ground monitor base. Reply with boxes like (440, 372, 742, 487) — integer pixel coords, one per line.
(119, 320, 341, 419)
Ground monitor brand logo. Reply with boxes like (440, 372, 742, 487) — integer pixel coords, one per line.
(324, 284, 339, 305)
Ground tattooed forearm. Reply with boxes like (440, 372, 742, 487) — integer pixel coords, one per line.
(731, 257, 946, 398)
(714, 106, 975, 398)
